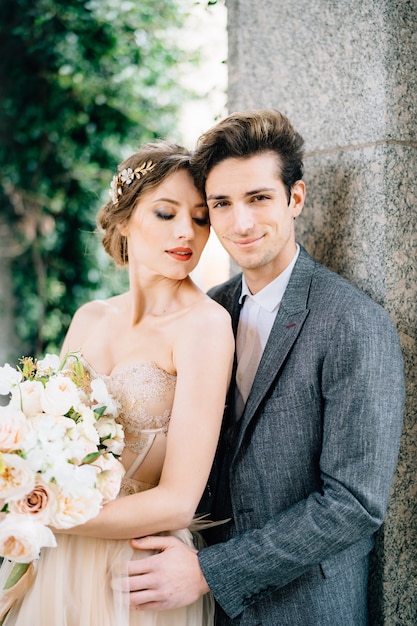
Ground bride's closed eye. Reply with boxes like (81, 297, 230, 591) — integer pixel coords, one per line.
(192, 215, 210, 227)
(154, 210, 209, 227)
(155, 211, 174, 220)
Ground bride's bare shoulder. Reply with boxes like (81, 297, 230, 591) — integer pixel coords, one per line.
(72, 296, 121, 324)
(62, 295, 126, 351)
(172, 294, 234, 371)
(183, 292, 233, 335)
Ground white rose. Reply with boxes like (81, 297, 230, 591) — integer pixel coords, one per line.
(94, 453, 125, 503)
(90, 378, 119, 417)
(94, 416, 119, 440)
(18, 379, 44, 417)
(75, 419, 100, 446)
(0, 364, 22, 396)
(35, 353, 60, 376)
(103, 433, 124, 456)
(66, 419, 100, 464)
(0, 405, 29, 452)
(0, 515, 56, 562)
(40, 375, 80, 416)
(67, 432, 99, 465)
(95, 417, 124, 455)
(0, 453, 36, 501)
(75, 403, 96, 425)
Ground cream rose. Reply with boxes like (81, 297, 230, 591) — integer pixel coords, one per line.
(0, 453, 36, 501)
(40, 375, 79, 416)
(94, 453, 125, 503)
(51, 483, 102, 529)
(18, 379, 44, 417)
(0, 515, 56, 562)
(95, 417, 124, 455)
(0, 405, 28, 452)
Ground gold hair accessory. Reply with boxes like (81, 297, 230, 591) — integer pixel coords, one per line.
(109, 160, 156, 205)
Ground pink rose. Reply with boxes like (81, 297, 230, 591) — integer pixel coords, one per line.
(9, 479, 56, 524)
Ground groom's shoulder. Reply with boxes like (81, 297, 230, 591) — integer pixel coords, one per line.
(207, 273, 242, 307)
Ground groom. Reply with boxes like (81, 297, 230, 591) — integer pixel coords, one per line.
(122, 110, 405, 625)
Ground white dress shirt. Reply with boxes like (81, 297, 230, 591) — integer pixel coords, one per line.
(235, 246, 300, 418)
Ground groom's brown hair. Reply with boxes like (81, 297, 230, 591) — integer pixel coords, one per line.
(191, 109, 304, 203)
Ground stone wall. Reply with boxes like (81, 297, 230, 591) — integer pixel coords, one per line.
(225, 0, 417, 622)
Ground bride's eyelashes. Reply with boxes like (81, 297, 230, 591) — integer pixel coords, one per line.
(155, 210, 174, 220)
(154, 210, 210, 227)
(193, 215, 210, 227)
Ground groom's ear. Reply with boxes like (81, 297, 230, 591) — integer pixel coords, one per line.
(289, 180, 305, 218)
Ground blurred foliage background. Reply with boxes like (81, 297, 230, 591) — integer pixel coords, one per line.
(0, 0, 206, 362)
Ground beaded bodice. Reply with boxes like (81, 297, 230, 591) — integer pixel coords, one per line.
(103, 362, 176, 448)
(85, 360, 176, 496)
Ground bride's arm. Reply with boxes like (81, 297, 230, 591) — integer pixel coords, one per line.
(57, 301, 234, 540)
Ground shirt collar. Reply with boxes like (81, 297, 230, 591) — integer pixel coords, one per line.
(238, 245, 300, 312)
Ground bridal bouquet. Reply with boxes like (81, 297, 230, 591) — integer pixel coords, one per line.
(0, 352, 125, 620)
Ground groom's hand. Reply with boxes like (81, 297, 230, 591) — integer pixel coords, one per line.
(122, 535, 210, 610)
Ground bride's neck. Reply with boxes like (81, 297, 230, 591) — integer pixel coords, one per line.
(127, 277, 190, 324)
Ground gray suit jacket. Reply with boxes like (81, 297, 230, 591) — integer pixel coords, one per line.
(199, 246, 405, 626)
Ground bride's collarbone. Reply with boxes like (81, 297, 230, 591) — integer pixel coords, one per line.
(105, 330, 176, 374)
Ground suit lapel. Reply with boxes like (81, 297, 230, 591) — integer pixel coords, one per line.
(220, 278, 243, 418)
(234, 247, 316, 450)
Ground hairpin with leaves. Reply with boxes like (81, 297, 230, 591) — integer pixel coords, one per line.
(109, 160, 156, 205)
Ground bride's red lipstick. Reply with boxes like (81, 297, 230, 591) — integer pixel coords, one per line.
(166, 247, 193, 262)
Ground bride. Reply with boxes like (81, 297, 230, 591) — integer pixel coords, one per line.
(1, 140, 234, 625)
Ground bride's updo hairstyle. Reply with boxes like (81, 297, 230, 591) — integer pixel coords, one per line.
(97, 140, 192, 266)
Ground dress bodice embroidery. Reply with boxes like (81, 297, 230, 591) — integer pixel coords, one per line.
(83, 359, 176, 496)
(102, 362, 176, 444)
